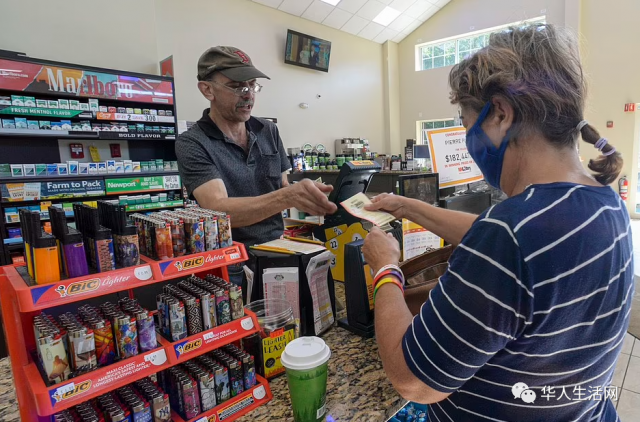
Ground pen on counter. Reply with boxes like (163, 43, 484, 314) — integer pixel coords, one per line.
(249, 246, 296, 255)
(283, 235, 324, 245)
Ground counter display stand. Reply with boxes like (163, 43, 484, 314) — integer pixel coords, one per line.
(0, 242, 273, 421)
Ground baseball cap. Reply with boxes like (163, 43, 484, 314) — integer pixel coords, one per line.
(197, 46, 270, 82)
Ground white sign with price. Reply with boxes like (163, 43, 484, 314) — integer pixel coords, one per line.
(162, 175, 181, 190)
(425, 127, 484, 188)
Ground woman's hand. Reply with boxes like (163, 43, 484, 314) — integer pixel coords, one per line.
(364, 193, 409, 220)
(362, 226, 402, 275)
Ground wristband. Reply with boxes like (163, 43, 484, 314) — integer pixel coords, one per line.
(374, 269, 405, 288)
(374, 264, 403, 281)
(373, 277, 404, 304)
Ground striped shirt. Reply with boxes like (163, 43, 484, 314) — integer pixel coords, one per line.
(403, 183, 634, 422)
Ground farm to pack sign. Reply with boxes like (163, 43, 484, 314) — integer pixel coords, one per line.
(0, 58, 174, 104)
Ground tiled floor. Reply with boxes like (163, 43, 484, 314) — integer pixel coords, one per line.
(615, 333, 640, 421)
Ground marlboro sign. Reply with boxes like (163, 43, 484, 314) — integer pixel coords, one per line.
(0, 58, 173, 105)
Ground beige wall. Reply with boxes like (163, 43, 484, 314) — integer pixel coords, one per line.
(0, 0, 159, 74)
(397, 0, 566, 144)
(154, 0, 385, 154)
(581, 0, 640, 215)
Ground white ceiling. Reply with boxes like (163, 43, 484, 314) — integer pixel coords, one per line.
(252, 0, 451, 44)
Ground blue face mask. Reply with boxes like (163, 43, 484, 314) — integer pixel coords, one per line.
(465, 102, 510, 189)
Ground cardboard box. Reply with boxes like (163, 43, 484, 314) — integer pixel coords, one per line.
(141, 162, 149, 172)
(57, 163, 68, 176)
(68, 161, 79, 175)
(107, 160, 116, 173)
(81, 121, 92, 131)
(126, 108, 134, 114)
(149, 162, 157, 171)
(24, 96, 36, 107)
(47, 100, 59, 109)
(123, 160, 133, 173)
(115, 162, 124, 173)
(108, 106, 117, 113)
(58, 99, 70, 109)
(98, 162, 107, 174)
(79, 102, 90, 111)
(0, 96, 11, 106)
(88, 163, 98, 174)
(170, 161, 179, 171)
(2, 119, 15, 129)
(27, 120, 39, 130)
(163, 161, 171, 171)
(36, 99, 48, 108)
(51, 122, 64, 131)
(47, 164, 58, 176)
(79, 163, 89, 175)
(99, 106, 108, 113)
(39, 121, 51, 130)
(60, 120, 72, 130)
(23, 164, 35, 177)
(89, 99, 99, 113)
(11, 95, 24, 106)
(69, 100, 80, 110)
(35, 164, 47, 176)
(134, 108, 142, 115)
(133, 162, 141, 172)
(71, 122, 82, 131)
(10, 164, 23, 177)
(155, 159, 164, 170)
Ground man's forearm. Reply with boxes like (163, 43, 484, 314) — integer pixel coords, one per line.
(404, 199, 477, 246)
(200, 189, 289, 228)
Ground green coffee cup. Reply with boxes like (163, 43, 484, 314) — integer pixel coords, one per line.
(281, 337, 331, 422)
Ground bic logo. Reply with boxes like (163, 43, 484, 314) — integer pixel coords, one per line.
(55, 279, 100, 298)
(52, 380, 92, 403)
(174, 256, 204, 272)
(177, 339, 203, 356)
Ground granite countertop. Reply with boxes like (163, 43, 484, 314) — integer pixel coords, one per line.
(237, 326, 403, 422)
(237, 283, 404, 422)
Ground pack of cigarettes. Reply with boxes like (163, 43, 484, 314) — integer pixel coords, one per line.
(24, 96, 36, 107)
(69, 100, 80, 110)
(108, 106, 117, 113)
(36, 99, 48, 108)
(99, 106, 108, 113)
(58, 99, 70, 109)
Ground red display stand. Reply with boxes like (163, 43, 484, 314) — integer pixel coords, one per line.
(0, 242, 273, 421)
(171, 375, 273, 422)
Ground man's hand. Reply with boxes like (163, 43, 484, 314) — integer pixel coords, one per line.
(362, 226, 401, 274)
(288, 179, 337, 216)
(364, 193, 409, 220)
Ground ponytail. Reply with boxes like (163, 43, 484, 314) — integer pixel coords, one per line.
(578, 123, 623, 186)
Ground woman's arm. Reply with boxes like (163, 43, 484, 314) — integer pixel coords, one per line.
(366, 194, 477, 246)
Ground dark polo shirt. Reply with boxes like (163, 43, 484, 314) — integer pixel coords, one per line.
(175, 109, 291, 246)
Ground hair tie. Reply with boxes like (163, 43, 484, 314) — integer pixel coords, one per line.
(576, 120, 589, 132)
(603, 147, 617, 157)
(594, 137, 608, 151)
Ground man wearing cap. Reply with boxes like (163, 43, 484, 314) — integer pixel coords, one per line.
(176, 46, 336, 285)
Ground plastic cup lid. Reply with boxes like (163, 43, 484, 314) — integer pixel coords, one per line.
(281, 337, 331, 371)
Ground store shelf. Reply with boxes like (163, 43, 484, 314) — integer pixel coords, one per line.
(3, 237, 22, 245)
(95, 112, 175, 123)
(23, 339, 172, 416)
(1, 243, 247, 312)
(165, 310, 259, 364)
(0, 171, 178, 184)
(125, 200, 184, 212)
(143, 242, 247, 280)
(0, 129, 176, 141)
(170, 375, 272, 422)
(1, 262, 155, 312)
(4, 211, 74, 225)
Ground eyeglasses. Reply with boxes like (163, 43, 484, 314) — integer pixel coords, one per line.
(211, 81, 263, 96)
